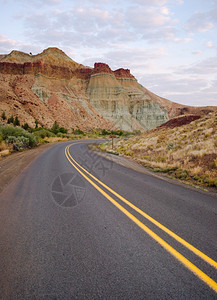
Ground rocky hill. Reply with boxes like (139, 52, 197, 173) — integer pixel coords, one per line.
(0, 47, 216, 131)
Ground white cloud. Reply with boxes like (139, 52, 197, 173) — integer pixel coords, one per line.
(192, 50, 203, 55)
(126, 6, 171, 28)
(179, 56, 217, 75)
(206, 41, 213, 48)
(13, 0, 61, 6)
(184, 9, 217, 34)
(81, 46, 168, 72)
(0, 34, 41, 54)
(161, 7, 170, 15)
(139, 73, 217, 106)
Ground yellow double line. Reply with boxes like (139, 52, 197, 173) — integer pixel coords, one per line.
(65, 143, 217, 292)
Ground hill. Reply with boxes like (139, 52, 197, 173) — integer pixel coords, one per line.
(0, 47, 216, 131)
(99, 113, 217, 188)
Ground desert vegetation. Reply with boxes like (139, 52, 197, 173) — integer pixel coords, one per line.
(0, 113, 131, 157)
(99, 113, 217, 188)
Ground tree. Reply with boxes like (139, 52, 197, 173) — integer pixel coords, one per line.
(35, 120, 39, 129)
(13, 116, 20, 126)
(22, 122, 30, 130)
(59, 127, 68, 134)
(51, 120, 59, 134)
(1, 111, 6, 120)
(7, 115, 14, 124)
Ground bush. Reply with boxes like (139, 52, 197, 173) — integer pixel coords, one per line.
(167, 142, 174, 150)
(13, 116, 20, 126)
(0, 126, 24, 139)
(22, 123, 30, 130)
(6, 135, 30, 150)
(7, 115, 14, 124)
(6, 136, 18, 144)
(1, 112, 6, 120)
(18, 136, 30, 148)
(59, 127, 68, 134)
(57, 132, 64, 138)
(101, 129, 110, 135)
(34, 129, 55, 139)
(0, 125, 38, 147)
(72, 128, 85, 135)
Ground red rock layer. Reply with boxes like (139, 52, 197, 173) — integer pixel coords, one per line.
(92, 63, 113, 75)
(0, 60, 135, 81)
(158, 115, 201, 129)
(114, 68, 135, 79)
(0, 61, 73, 79)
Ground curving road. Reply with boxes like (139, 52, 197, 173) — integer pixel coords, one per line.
(0, 140, 217, 299)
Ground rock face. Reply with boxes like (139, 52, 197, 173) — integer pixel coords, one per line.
(86, 63, 168, 130)
(0, 47, 216, 131)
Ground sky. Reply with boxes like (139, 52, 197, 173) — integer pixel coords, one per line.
(0, 0, 217, 107)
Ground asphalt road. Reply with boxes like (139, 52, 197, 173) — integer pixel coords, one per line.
(0, 140, 217, 299)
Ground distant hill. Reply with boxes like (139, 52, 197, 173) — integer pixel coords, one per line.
(0, 47, 216, 131)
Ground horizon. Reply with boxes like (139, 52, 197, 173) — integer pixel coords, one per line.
(0, 0, 216, 107)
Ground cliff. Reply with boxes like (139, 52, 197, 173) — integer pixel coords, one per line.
(0, 47, 216, 131)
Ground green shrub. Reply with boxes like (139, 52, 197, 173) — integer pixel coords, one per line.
(0, 126, 24, 139)
(34, 129, 55, 139)
(72, 128, 85, 135)
(18, 136, 30, 148)
(22, 123, 30, 130)
(167, 142, 174, 150)
(175, 169, 189, 180)
(206, 179, 217, 187)
(57, 132, 64, 138)
(6, 136, 18, 144)
(0, 125, 38, 147)
(101, 129, 110, 135)
(156, 156, 166, 163)
(59, 127, 68, 134)
(6, 135, 30, 150)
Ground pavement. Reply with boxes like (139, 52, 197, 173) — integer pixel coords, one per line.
(0, 140, 217, 299)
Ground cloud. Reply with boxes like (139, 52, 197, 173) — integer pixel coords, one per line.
(129, 0, 168, 5)
(0, 34, 17, 53)
(206, 41, 213, 48)
(184, 9, 217, 34)
(192, 50, 203, 55)
(126, 6, 171, 28)
(0, 34, 41, 54)
(179, 56, 217, 75)
(139, 73, 217, 106)
(12, 0, 61, 6)
(125, 5, 181, 43)
(81, 46, 168, 72)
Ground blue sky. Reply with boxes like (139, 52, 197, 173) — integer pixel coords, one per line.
(0, 0, 217, 106)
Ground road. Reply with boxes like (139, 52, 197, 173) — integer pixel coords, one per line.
(0, 140, 217, 299)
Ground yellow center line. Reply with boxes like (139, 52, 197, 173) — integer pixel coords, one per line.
(66, 143, 217, 270)
(65, 143, 217, 292)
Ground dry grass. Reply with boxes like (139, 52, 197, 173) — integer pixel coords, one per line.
(100, 113, 217, 188)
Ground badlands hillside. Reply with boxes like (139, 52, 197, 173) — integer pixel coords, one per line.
(0, 47, 216, 131)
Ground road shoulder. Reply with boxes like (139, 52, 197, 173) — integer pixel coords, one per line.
(0, 143, 56, 194)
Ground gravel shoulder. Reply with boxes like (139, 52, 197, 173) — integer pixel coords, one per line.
(0, 143, 56, 194)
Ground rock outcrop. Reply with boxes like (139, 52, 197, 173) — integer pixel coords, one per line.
(0, 47, 216, 131)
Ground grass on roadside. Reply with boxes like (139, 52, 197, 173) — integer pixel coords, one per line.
(97, 113, 217, 189)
